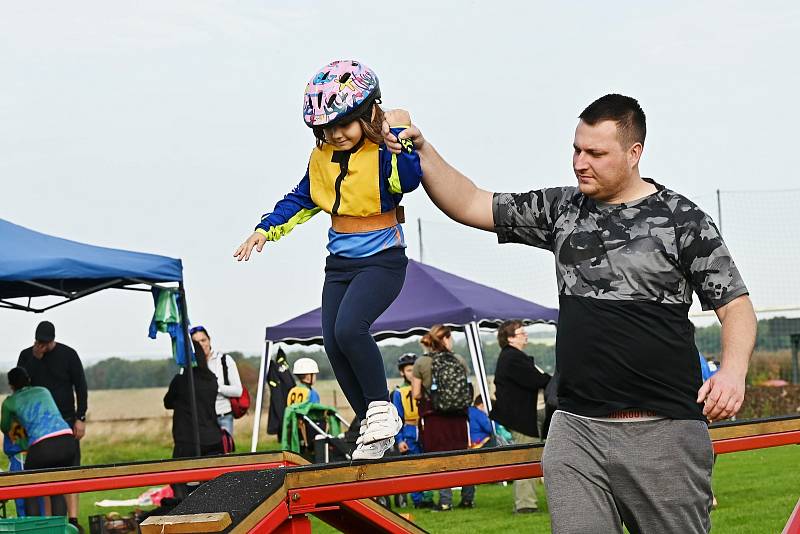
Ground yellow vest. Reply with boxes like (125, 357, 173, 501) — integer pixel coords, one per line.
(308, 141, 382, 217)
(397, 384, 419, 425)
(287, 385, 310, 406)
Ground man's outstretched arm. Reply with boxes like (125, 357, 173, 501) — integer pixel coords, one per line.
(383, 113, 494, 231)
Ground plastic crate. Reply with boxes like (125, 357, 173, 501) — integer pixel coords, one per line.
(0, 516, 78, 533)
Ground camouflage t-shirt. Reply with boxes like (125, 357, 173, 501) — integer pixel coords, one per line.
(493, 179, 748, 420)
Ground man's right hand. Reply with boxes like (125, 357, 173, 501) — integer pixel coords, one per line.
(382, 110, 425, 154)
(233, 231, 267, 261)
(398, 441, 409, 454)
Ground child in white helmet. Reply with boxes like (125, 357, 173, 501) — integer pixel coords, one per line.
(287, 357, 321, 406)
(235, 60, 420, 459)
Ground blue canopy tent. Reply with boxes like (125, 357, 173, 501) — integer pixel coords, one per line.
(0, 218, 203, 454)
(251, 259, 559, 451)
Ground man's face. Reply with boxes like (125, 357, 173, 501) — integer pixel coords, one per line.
(32, 340, 56, 358)
(191, 331, 212, 359)
(572, 120, 637, 201)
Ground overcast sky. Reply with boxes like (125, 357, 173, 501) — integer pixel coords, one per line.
(2, 1, 799, 364)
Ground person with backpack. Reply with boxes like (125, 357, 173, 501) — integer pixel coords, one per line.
(490, 320, 551, 514)
(412, 325, 471, 511)
(190, 325, 244, 439)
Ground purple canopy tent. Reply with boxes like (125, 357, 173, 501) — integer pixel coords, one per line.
(251, 260, 558, 451)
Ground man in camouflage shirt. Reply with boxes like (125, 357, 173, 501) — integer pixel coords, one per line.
(382, 95, 756, 533)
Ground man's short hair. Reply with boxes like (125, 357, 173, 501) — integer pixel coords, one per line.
(497, 319, 524, 349)
(579, 94, 646, 149)
(35, 320, 55, 343)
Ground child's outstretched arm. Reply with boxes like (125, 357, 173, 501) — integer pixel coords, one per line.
(233, 172, 320, 262)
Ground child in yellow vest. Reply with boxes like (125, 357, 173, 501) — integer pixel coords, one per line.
(235, 60, 420, 459)
(286, 358, 321, 406)
(392, 353, 434, 508)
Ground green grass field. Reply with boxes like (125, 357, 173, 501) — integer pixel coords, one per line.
(8, 438, 798, 532)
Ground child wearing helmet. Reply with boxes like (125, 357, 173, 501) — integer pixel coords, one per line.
(235, 60, 421, 460)
(287, 357, 321, 406)
(392, 353, 434, 509)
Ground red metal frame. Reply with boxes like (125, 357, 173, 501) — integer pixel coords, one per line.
(339, 500, 423, 534)
(248, 502, 291, 534)
(712, 430, 800, 455)
(784, 498, 800, 534)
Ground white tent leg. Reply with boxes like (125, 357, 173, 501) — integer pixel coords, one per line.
(465, 321, 493, 415)
(251, 340, 273, 452)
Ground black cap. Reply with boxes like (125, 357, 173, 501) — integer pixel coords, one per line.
(35, 321, 55, 343)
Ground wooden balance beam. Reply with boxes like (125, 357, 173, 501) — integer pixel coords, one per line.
(142, 415, 800, 534)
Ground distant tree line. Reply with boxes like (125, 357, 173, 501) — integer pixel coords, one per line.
(1, 317, 794, 393)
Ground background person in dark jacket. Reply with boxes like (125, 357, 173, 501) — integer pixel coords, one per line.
(164, 342, 223, 459)
(164, 341, 223, 500)
(17, 320, 87, 529)
(490, 319, 551, 513)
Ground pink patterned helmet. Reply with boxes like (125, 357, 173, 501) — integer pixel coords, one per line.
(303, 60, 381, 128)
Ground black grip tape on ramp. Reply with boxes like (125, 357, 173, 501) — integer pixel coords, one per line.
(168, 467, 287, 532)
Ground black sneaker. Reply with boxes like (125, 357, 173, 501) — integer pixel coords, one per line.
(457, 500, 474, 509)
(414, 501, 435, 509)
(432, 503, 452, 512)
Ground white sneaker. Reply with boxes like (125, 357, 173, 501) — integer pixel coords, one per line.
(352, 436, 395, 460)
(360, 401, 402, 445)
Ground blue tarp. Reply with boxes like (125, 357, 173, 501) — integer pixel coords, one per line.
(0, 219, 183, 299)
(265, 259, 558, 344)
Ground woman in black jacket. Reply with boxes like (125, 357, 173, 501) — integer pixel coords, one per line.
(164, 341, 223, 459)
(490, 320, 551, 513)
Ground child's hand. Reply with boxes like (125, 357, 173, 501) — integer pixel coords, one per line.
(398, 441, 409, 454)
(233, 231, 267, 261)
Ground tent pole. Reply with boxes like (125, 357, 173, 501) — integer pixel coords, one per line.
(465, 322, 493, 415)
(178, 283, 202, 457)
(251, 340, 273, 452)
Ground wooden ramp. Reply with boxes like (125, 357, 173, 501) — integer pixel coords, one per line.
(142, 415, 800, 533)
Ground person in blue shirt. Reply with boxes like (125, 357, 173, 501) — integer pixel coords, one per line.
(460, 395, 495, 508)
(698, 350, 720, 508)
(699, 352, 719, 382)
(391, 353, 434, 509)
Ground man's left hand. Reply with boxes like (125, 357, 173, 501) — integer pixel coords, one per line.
(73, 419, 86, 440)
(696, 368, 746, 422)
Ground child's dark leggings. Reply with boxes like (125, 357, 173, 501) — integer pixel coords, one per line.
(321, 247, 407, 420)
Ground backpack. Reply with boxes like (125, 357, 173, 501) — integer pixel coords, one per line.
(222, 354, 251, 419)
(430, 351, 471, 413)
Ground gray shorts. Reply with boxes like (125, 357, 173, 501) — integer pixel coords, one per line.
(542, 411, 713, 534)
